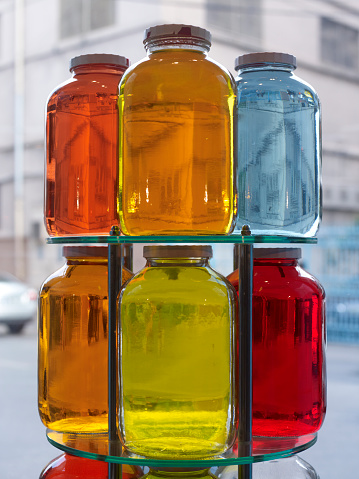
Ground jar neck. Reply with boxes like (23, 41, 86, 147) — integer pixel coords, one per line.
(146, 258, 209, 267)
(71, 64, 126, 76)
(254, 258, 298, 267)
(66, 257, 108, 266)
(238, 63, 295, 74)
(149, 468, 211, 477)
(145, 39, 209, 54)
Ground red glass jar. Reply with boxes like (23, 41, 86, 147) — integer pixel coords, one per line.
(39, 453, 143, 478)
(227, 247, 326, 437)
(45, 53, 129, 236)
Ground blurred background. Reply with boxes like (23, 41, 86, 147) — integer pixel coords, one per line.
(0, 0, 358, 478)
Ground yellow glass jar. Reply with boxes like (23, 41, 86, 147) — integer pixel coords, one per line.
(119, 24, 236, 235)
(119, 245, 238, 459)
(38, 246, 132, 434)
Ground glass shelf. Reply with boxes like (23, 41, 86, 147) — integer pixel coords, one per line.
(46, 431, 317, 467)
(47, 235, 318, 245)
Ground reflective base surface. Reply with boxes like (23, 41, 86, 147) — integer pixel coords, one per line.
(47, 430, 317, 467)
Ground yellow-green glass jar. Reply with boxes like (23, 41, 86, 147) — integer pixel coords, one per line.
(118, 245, 238, 459)
(38, 245, 132, 434)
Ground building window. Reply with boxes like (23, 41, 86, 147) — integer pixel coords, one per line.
(340, 189, 348, 201)
(60, 0, 115, 39)
(321, 17, 359, 71)
(207, 0, 262, 41)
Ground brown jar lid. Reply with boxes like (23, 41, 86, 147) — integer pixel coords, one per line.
(253, 247, 301, 259)
(143, 245, 213, 259)
(63, 245, 108, 258)
(63, 245, 133, 260)
(235, 52, 296, 71)
(69, 54, 130, 72)
(143, 24, 211, 48)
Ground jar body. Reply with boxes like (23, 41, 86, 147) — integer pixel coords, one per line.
(38, 256, 132, 433)
(45, 65, 125, 236)
(39, 453, 143, 478)
(227, 257, 326, 437)
(235, 66, 321, 236)
(215, 455, 319, 478)
(119, 259, 238, 458)
(119, 49, 236, 235)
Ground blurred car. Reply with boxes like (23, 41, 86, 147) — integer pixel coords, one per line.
(0, 272, 37, 333)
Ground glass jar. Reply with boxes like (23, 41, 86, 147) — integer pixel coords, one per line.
(215, 455, 319, 478)
(234, 52, 321, 237)
(38, 246, 132, 433)
(39, 453, 143, 478)
(119, 24, 236, 235)
(227, 248, 326, 437)
(119, 245, 238, 458)
(45, 53, 129, 236)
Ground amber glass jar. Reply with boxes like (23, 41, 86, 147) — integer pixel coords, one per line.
(39, 453, 143, 478)
(119, 24, 236, 235)
(38, 246, 132, 433)
(227, 248, 326, 438)
(118, 245, 238, 459)
(45, 54, 129, 236)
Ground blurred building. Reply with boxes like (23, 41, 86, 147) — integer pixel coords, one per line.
(0, 0, 359, 287)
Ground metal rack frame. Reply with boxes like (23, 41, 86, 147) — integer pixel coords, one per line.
(107, 226, 254, 479)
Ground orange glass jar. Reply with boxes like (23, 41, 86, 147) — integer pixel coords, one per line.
(45, 54, 129, 236)
(38, 246, 132, 433)
(119, 24, 236, 235)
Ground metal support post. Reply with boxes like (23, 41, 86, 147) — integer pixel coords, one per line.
(237, 225, 253, 479)
(108, 226, 123, 479)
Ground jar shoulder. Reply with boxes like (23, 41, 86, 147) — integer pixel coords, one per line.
(253, 266, 325, 297)
(47, 75, 120, 107)
(120, 52, 236, 99)
(227, 267, 325, 298)
(120, 266, 235, 303)
(236, 71, 320, 105)
(40, 264, 108, 295)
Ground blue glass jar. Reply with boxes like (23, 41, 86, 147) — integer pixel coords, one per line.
(234, 52, 321, 237)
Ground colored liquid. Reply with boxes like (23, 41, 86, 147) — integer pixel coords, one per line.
(119, 260, 237, 458)
(38, 258, 132, 433)
(119, 49, 236, 235)
(227, 259, 326, 437)
(45, 68, 124, 235)
(40, 453, 143, 478)
(235, 69, 321, 236)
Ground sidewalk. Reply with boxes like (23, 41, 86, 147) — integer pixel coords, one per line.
(301, 342, 359, 477)
(1, 322, 358, 478)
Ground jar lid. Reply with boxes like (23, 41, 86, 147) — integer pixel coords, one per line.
(143, 245, 213, 259)
(69, 54, 130, 72)
(143, 24, 211, 48)
(235, 52, 296, 71)
(63, 245, 108, 258)
(253, 247, 301, 259)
